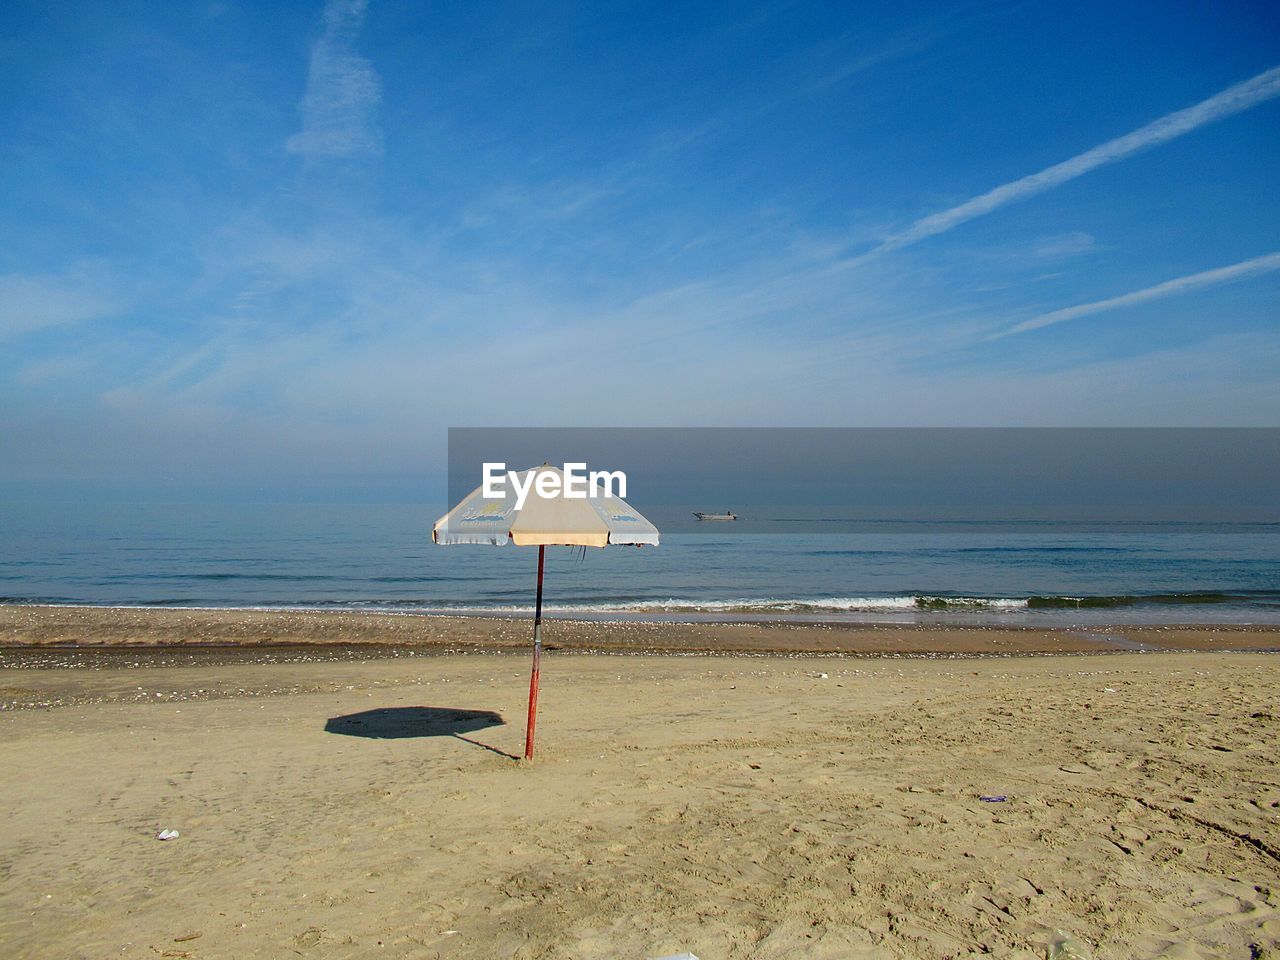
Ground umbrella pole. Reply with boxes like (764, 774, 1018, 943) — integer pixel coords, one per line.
(524, 544, 546, 760)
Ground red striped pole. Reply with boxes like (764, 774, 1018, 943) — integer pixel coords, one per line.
(524, 545, 545, 760)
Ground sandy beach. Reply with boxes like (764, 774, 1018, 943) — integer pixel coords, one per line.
(0, 609, 1277, 959)
(6, 0, 1277, 955)
(5, 604, 1280, 656)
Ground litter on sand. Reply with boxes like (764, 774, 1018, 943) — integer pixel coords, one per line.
(1047, 929, 1093, 958)
(156, 829, 180, 840)
(651, 954, 699, 960)
(979, 795, 1008, 802)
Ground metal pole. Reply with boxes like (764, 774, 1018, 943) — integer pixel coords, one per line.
(524, 545, 545, 760)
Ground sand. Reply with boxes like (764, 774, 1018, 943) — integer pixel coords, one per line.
(2, 627, 1279, 958)
(4, 604, 1280, 655)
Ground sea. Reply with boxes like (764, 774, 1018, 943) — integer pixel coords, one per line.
(3, 501, 1279, 627)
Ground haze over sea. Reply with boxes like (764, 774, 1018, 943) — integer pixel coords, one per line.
(3, 502, 1277, 627)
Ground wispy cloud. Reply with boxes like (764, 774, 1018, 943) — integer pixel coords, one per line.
(0, 263, 124, 339)
(801, 26, 939, 95)
(1003, 250, 1280, 336)
(1030, 231, 1096, 260)
(286, 0, 382, 159)
(857, 65, 1280, 258)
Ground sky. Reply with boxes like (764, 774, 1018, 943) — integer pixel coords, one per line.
(1, 0, 1278, 499)
(447, 428, 1280, 517)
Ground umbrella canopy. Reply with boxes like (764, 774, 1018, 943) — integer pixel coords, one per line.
(433, 463, 658, 759)
(433, 463, 659, 547)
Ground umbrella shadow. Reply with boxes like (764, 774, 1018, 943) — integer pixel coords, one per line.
(325, 706, 517, 759)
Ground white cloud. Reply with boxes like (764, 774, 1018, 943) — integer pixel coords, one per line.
(857, 64, 1280, 258)
(0, 263, 124, 339)
(286, 0, 382, 159)
(1030, 231, 1096, 260)
(1004, 250, 1280, 336)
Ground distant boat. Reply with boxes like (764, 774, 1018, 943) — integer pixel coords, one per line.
(693, 511, 737, 521)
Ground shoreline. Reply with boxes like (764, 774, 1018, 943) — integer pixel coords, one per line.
(3, 603, 1279, 657)
(8, 598, 1280, 624)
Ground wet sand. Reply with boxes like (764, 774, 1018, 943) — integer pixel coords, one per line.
(1, 627, 1278, 958)
(3, 604, 1280, 657)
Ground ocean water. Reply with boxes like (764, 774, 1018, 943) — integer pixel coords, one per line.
(2, 502, 1278, 626)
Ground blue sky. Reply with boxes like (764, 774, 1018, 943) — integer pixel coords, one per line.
(1, 1, 1278, 496)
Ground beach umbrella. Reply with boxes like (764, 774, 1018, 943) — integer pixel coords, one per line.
(433, 463, 659, 759)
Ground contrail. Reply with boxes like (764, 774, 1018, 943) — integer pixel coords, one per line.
(865, 65, 1280, 257)
(1004, 251, 1280, 336)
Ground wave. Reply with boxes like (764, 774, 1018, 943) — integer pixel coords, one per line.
(401, 596, 1034, 614)
(425, 592, 1275, 614)
(4, 591, 1275, 615)
(1024, 592, 1245, 608)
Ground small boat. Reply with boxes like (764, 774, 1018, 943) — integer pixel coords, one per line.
(693, 511, 737, 521)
